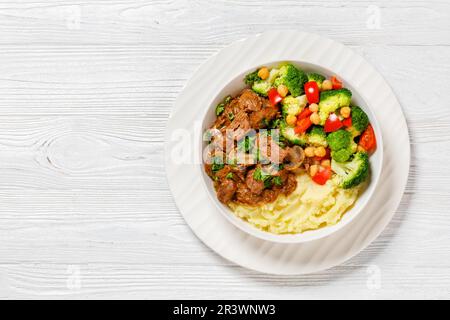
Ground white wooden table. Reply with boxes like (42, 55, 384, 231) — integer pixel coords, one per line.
(0, 0, 449, 299)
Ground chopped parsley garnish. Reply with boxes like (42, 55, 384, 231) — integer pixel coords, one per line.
(238, 135, 256, 153)
(215, 95, 232, 116)
(276, 134, 287, 148)
(253, 167, 283, 188)
(264, 179, 273, 188)
(273, 176, 283, 186)
(269, 118, 281, 129)
(211, 156, 224, 172)
(215, 103, 225, 116)
(212, 163, 224, 172)
(253, 167, 271, 182)
(228, 157, 238, 166)
(203, 130, 213, 142)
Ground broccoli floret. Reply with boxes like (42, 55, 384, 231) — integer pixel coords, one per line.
(326, 129, 352, 151)
(252, 81, 272, 96)
(244, 70, 261, 85)
(318, 88, 352, 124)
(347, 106, 369, 137)
(331, 148, 353, 162)
(307, 126, 328, 147)
(327, 129, 358, 162)
(250, 68, 280, 96)
(307, 73, 326, 87)
(281, 95, 307, 116)
(331, 152, 370, 189)
(280, 120, 307, 146)
(273, 64, 308, 97)
(310, 126, 326, 136)
(350, 140, 358, 153)
(267, 68, 281, 82)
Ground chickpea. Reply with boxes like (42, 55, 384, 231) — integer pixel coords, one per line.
(257, 67, 270, 80)
(310, 164, 319, 177)
(321, 159, 331, 167)
(286, 114, 297, 126)
(305, 147, 315, 158)
(322, 79, 332, 91)
(340, 106, 351, 118)
(277, 84, 289, 97)
(309, 103, 319, 112)
(314, 146, 327, 157)
(358, 145, 366, 152)
(310, 112, 320, 125)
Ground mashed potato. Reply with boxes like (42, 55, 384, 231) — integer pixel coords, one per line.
(229, 173, 360, 234)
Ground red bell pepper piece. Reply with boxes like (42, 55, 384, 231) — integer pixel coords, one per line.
(268, 88, 282, 106)
(294, 118, 312, 134)
(359, 124, 377, 153)
(298, 107, 312, 119)
(304, 81, 320, 104)
(324, 113, 343, 132)
(342, 117, 352, 127)
(312, 166, 332, 185)
(331, 76, 343, 89)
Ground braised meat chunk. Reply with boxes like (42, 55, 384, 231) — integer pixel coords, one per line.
(216, 179, 237, 204)
(249, 101, 279, 129)
(205, 88, 302, 207)
(238, 89, 262, 112)
(245, 168, 265, 195)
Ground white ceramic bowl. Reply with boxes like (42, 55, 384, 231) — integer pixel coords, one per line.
(200, 61, 383, 244)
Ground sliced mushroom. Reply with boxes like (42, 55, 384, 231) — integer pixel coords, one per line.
(284, 146, 305, 171)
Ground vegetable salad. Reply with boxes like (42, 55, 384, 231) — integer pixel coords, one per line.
(244, 63, 377, 188)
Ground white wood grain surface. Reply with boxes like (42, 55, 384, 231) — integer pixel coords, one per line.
(0, 0, 449, 299)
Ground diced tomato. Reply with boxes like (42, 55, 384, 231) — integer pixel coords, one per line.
(324, 113, 343, 132)
(298, 107, 312, 119)
(313, 148, 331, 161)
(359, 124, 377, 153)
(294, 118, 312, 134)
(304, 81, 320, 104)
(331, 76, 343, 89)
(312, 166, 332, 185)
(342, 117, 352, 127)
(268, 88, 282, 106)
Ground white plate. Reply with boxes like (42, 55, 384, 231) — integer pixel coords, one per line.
(165, 31, 410, 275)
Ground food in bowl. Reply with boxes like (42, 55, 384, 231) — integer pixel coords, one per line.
(203, 63, 377, 234)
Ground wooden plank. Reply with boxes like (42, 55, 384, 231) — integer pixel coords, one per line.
(0, 260, 449, 299)
(0, 0, 448, 46)
(0, 115, 446, 190)
(0, 45, 448, 116)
